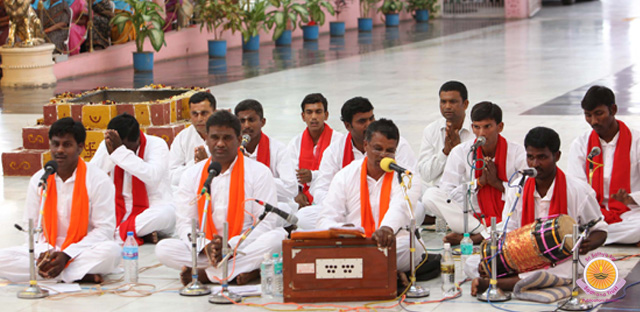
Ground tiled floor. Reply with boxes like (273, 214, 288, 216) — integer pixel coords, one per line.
(1, 0, 640, 311)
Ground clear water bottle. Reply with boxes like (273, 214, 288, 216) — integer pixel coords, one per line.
(122, 231, 139, 284)
(460, 233, 473, 273)
(435, 216, 447, 235)
(272, 253, 283, 296)
(260, 253, 274, 297)
(441, 242, 456, 296)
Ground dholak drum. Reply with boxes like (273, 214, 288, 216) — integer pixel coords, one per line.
(480, 215, 575, 277)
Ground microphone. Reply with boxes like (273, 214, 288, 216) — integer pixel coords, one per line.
(241, 134, 251, 149)
(254, 199, 298, 225)
(579, 216, 602, 232)
(380, 157, 412, 175)
(37, 160, 58, 187)
(200, 161, 222, 195)
(519, 168, 537, 177)
(470, 136, 486, 151)
(587, 147, 601, 160)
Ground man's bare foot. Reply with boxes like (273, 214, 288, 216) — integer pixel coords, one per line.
(444, 232, 464, 245)
(235, 269, 260, 285)
(180, 266, 210, 286)
(471, 277, 490, 296)
(77, 273, 104, 284)
(142, 231, 159, 244)
(397, 271, 410, 292)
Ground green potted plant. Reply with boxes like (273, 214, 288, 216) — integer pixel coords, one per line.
(377, 0, 403, 27)
(194, 0, 243, 58)
(358, 0, 379, 32)
(329, 0, 350, 37)
(406, 0, 437, 22)
(301, 0, 335, 41)
(110, 0, 166, 71)
(265, 0, 309, 46)
(239, 0, 271, 52)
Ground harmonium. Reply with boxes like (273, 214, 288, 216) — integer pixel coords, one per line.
(282, 229, 397, 303)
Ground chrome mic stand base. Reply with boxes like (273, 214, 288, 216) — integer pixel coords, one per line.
(557, 296, 592, 311)
(179, 280, 211, 296)
(17, 283, 49, 299)
(477, 286, 511, 302)
(208, 289, 241, 304)
(406, 284, 430, 298)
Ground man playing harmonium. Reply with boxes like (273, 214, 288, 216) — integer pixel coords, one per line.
(471, 127, 608, 295)
(316, 119, 424, 278)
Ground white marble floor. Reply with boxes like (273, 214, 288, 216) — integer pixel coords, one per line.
(1, 0, 640, 311)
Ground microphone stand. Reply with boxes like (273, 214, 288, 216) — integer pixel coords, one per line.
(209, 222, 242, 304)
(478, 217, 511, 302)
(179, 218, 211, 296)
(397, 173, 429, 298)
(558, 224, 592, 311)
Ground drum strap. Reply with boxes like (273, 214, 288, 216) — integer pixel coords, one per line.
(521, 168, 567, 225)
(115, 131, 148, 244)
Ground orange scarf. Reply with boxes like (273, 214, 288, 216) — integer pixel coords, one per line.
(114, 131, 148, 244)
(342, 133, 355, 168)
(197, 151, 245, 240)
(474, 135, 508, 225)
(521, 168, 567, 226)
(43, 158, 90, 251)
(256, 133, 270, 168)
(360, 158, 394, 237)
(587, 120, 631, 224)
(299, 124, 334, 203)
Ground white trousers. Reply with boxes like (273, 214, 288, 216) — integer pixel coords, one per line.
(0, 241, 121, 283)
(296, 204, 322, 230)
(422, 187, 485, 234)
(396, 230, 426, 273)
(605, 209, 640, 244)
(118, 203, 176, 242)
(155, 228, 287, 283)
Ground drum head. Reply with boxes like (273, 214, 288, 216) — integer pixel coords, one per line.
(556, 215, 575, 250)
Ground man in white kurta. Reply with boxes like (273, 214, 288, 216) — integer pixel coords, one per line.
(91, 121, 175, 242)
(155, 111, 286, 284)
(0, 118, 120, 283)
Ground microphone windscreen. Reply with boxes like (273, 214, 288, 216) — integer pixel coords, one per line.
(380, 157, 395, 173)
(477, 136, 486, 145)
(44, 160, 58, 173)
(208, 161, 222, 176)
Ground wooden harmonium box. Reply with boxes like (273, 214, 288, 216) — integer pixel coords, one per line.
(282, 236, 396, 303)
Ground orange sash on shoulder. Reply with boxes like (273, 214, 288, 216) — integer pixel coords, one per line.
(360, 157, 394, 237)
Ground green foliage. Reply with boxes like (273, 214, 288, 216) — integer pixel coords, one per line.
(303, 0, 335, 27)
(194, 0, 244, 40)
(359, 0, 380, 18)
(377, 0, 403, 14)
(405, 0, 438, 15)
(239, 0, 271, 43)
(265, 0, 309, 41)
(110, 0, 166, 53)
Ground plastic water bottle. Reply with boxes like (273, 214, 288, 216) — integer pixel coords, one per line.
(435, 216, 447, 235)
(122, 231, 139, 283)
(460, 233, 473, 273)
(272, 253, 284, 296)
(260, 253, 274, 297)
(441, 242, 456, 296)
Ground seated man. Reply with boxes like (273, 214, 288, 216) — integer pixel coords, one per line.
(0, 118, 120, 283)
(155, 111, 286, 285)
(317, 119, 424, 275)
(169, 91, 216, 191)
(567, 85, 640, 245)
(91, 113, 175, 244)
(419, 81, 474, 218)
(436, 101, 526, 245)
(235, 99, 298, 225)
(287, 93, 344, 228)
(471, 127, 607, 295)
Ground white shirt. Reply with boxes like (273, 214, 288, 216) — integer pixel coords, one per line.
(91, 134, 172, 221)
(247, 134, 297, 203)
(168, 125, 210, 190)
(287, 127, 344, 187)
(24, 162, 116, 259)
(311, 135, 418, 205)
(567, 126, 640, 208)
(440, 138, 527, 211)
(175, 155, 280, 249)
(316, 158, 413, 232)
(418, 118, 473, 188)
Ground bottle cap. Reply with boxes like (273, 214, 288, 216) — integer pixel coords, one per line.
(463, 233, 470, 238)
(272, 253, 279, 258)
(127, 231, 134, 236)
(444, 242, 451, 249)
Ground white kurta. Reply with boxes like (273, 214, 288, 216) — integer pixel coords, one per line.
(431, 138, 527, 234)
(155, 155, 286, 282)
(567, 127, 640, 244)
(168, 125, 210, 191)
(0, 163, 121, 283)
(316, 158, 423, 272)
(91, 134, 176, 239)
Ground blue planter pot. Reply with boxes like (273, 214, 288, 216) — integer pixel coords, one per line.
(208, 40, 227, 58)
(302, 25, 319, 41)
(330, 21, 345, 37)
(385, 13, 400, 27)
(414, 9, 429, 22)
(358, 18, 373, 32)
(242, 35, 260, 52)
(275, 30, 292, 46)
(133, 52, 154, 72)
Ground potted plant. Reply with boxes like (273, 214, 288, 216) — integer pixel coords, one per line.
(194, 0, 243, 58)
(329, 0, 350, 36)
(111, 0, 166, 71)
(406, 0, 437, 23)
(377, 0, 403, 27)
(239, 0, 271, 52)
(358, 0, 379, 32)
(265, 0, 309, 46)
(301, 0, 334, 41)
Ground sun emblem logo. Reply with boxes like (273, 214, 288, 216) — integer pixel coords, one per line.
(584, 258, 618, 291)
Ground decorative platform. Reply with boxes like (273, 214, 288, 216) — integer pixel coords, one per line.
(0, 43, 56, 88)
